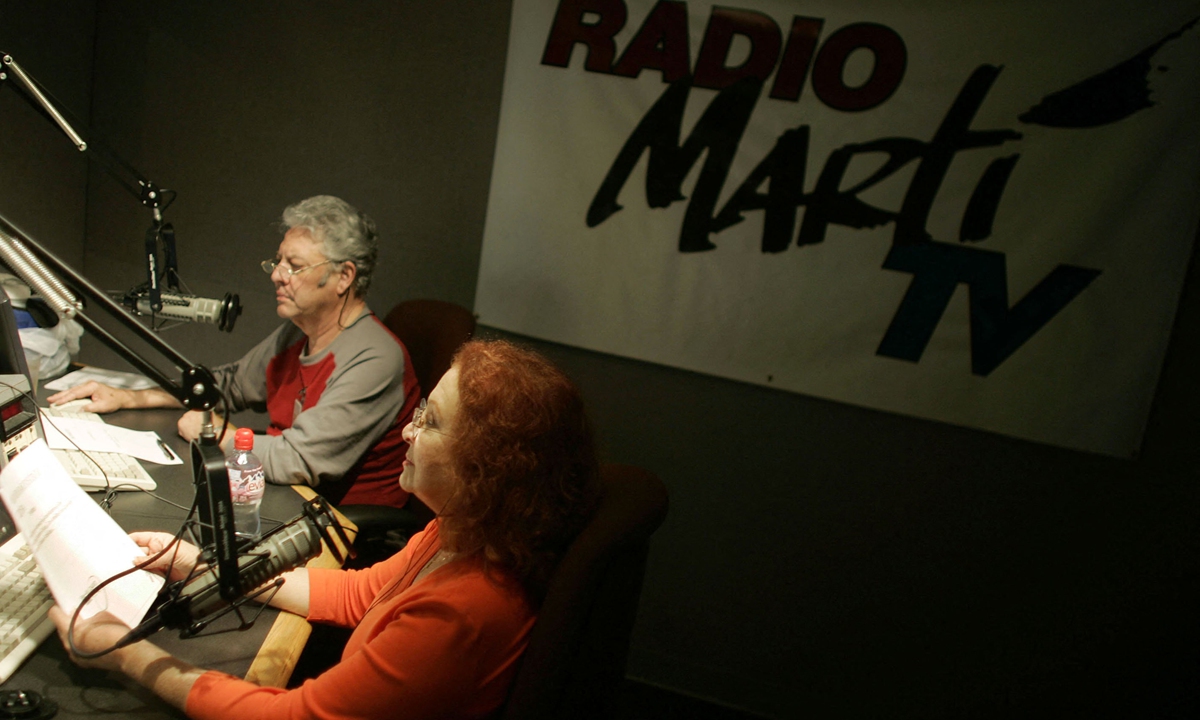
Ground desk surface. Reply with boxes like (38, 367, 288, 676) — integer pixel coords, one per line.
(1, 406, 354, 719)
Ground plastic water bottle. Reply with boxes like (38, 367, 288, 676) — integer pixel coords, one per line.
(226, 427, 265, 540)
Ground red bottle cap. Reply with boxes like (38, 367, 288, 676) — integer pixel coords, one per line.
(234, 427, 255, 451)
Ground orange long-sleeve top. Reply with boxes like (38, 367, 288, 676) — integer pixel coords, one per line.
(185, 521, 535, 720)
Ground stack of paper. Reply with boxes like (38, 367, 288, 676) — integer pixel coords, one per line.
(0, 440, 164, 625)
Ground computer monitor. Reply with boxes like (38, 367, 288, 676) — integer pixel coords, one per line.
(0, 293, 33, 394)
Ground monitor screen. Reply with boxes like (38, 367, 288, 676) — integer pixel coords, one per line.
(0, 293, 33, 393)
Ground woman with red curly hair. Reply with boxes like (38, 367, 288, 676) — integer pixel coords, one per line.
(50, 339, 601, 720)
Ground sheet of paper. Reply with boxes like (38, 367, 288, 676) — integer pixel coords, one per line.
(40, 416, 183, 465)
(45, 367, 159, 392)
(0, 440, 164, 625)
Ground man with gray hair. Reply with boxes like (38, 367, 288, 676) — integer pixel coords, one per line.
(48, 196, 420, 508)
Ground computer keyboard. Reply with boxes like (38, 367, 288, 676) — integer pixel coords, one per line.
(0, 543, 54, 683)
(42, 405, 104, 423)
(40, 407, 158, 492)
(50, 447, 158, 492)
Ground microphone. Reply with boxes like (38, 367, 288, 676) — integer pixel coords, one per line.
(128, 290, 242, 332)
(128, 517, 323, 641)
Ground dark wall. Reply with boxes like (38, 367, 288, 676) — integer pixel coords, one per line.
(7, 3, 1200, 718)
(80, 2, 509, 366)
(0, 1, 95, 261)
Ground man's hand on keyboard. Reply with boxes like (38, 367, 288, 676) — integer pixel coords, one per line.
(46, 381, 133, 414)
(48, 381, 183, 414)
(130, 532, 204, 583)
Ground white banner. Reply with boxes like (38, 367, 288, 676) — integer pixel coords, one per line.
(477, 0, 1200, 457)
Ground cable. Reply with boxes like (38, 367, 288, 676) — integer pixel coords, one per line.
(66, 518, 198, 659)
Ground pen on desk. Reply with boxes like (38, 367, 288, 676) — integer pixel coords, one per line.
(157, 439, 176, 461)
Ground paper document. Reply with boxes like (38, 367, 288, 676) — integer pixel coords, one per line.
(0, 440, 164, 625)
(45, 367, 159, 392)
(40, 416, 183, 465)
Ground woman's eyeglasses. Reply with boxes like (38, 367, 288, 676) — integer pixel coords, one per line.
(411, 398, 450, 438)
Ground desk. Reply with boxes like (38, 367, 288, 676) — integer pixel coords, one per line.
(1, 407, 356, 719)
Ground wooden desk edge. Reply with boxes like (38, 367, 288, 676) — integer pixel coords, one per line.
(243, 486, 358, 688)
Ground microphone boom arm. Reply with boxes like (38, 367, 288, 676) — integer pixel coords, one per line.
(0, 210, 241, 599)
(4, 52, 195, 317)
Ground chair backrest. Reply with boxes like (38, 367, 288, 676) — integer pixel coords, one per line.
(501, 464, 669, 720)
(383, 299, 476, 398)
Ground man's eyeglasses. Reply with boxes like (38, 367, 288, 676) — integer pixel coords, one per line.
(411, 398, 450, 438)
(261, 258, 337, 278)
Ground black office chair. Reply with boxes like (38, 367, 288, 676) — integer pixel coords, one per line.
(500, 463, 669, 720)
(339, 299, 476, 564)
(384, 298, 477, 397)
